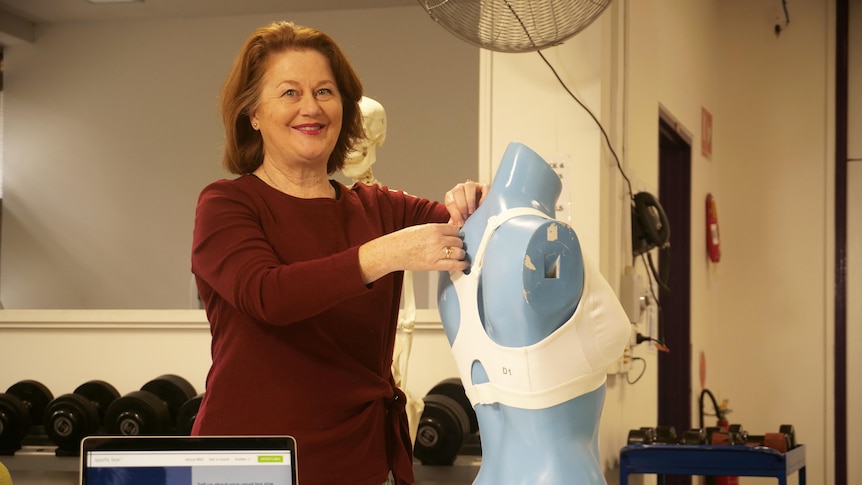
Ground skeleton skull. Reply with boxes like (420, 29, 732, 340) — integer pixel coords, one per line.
(343, 96, 387, 185)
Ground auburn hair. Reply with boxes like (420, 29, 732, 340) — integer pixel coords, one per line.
(219, 21, 364, 175)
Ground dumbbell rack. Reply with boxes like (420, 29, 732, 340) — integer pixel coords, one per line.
(619, 443, 806, 485)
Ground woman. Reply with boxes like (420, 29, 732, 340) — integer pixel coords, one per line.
(191, 21, 486, 485)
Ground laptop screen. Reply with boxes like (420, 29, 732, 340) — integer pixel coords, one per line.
(79, 436, 297, 485)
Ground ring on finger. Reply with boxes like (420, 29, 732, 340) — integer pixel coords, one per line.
(444, 247, 453, 259)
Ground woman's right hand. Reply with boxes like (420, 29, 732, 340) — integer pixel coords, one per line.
(358, 223, 467, 284)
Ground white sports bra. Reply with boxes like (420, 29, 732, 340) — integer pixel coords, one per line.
(449, 208, 631, 410)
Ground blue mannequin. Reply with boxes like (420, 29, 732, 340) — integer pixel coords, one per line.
(438, 142, 631, 485)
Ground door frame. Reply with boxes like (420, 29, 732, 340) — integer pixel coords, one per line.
(656, 110, 693, 443)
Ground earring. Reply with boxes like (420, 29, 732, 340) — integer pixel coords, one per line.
(252, 122, 259, 129)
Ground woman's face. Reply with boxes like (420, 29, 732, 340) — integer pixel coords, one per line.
(251, 49, 343, 170)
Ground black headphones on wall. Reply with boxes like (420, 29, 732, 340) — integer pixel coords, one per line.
(631, 192, 671, 256)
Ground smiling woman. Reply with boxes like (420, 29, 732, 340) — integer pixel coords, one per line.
(188, 20, 485, 485)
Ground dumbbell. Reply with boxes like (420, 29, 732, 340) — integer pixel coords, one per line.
(44, 380, 120, 455)
(0, 380, 54, 453)
(426, 378, 478, 435)
(426, 378, 482, 456)
(414, 394, 470, 466)
(627, 425, 678, 445)
(414, 378, 476, 466)
(626, 427, 656, 445)
(680, 428, 707, 445)
(176, 393, 204, 436)
(779, 424, 797, 449)
(738, 424, 797, 452)
(678, 427, 740, 446)
(104, 375, 197, 436)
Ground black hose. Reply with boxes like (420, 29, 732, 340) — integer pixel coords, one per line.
(699, 388, 724, 429)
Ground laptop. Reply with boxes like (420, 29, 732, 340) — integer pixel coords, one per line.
(79, 435, 298, 485)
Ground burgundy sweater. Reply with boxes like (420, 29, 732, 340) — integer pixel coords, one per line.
(191, 175, 449, 485)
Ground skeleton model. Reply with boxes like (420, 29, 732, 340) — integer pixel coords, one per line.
(438, 141, 631, 485)
(343, 96, 387, 186)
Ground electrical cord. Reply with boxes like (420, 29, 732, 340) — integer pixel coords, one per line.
(637, 251, 670, 351)
(636, 332, 669, 352)
(644, 251, 670, 293)
(502, 1, 635, 204)
(534, 46, 672, 354)
(626, 356, 647, 384)
(535, 50, 634, 202)
(775, 0, 790, 36)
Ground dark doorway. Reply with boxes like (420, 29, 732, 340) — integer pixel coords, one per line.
(656, 113, 693, 484)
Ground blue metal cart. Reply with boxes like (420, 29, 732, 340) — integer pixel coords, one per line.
(619, 443, 806, 485)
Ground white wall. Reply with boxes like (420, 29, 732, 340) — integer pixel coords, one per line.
(848, 162, 860, 485)
(0, 6, 478, 309)
(712, 2, 833, 483)
(621, 0, 836, 484)
(847, 0, 861, 482)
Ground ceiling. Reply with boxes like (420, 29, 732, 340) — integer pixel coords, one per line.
(0, 0, 418, 45)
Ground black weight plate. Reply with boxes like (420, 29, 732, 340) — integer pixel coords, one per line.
(703, 426, 722, 444)
(779, 424, 796, 448)
(44, 393, 100, 450)
(104, 391, 172, 435)
(0, 394, 31, 452)
(627, 428, 650, 445)
(413, 394, 468, 466)
(427, 378, 478, 434)
(140, 375, 196, 424)
(681, 428, 706, 445)
(176, 393, 204, 436)
(654, 425, 677, 443)
(74, 380, 121, 420)
(6, 380, 54, 426)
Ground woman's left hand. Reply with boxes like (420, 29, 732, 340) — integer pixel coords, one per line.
(444, 180, 490, 227)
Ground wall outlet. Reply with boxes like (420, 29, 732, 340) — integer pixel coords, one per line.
(620, 267, 646, 323)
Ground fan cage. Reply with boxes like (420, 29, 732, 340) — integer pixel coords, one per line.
(418, 0, 612, 53)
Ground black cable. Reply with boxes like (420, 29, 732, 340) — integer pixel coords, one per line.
(645, 250, 671, 292)
(631, 251, 671, 354)
(535, 50, 634, 201)
(626, 357, 647, 384)
(698, 388, 724, 429)
(635, 332, 668, 352)
(502, 0, 634, 203)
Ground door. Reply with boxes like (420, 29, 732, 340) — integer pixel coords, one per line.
(657, 113, 693, 485)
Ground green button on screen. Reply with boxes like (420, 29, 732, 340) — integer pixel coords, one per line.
(258, 455, 284, 463)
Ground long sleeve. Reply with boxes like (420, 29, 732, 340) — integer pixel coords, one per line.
(192, 176, 446, 324)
